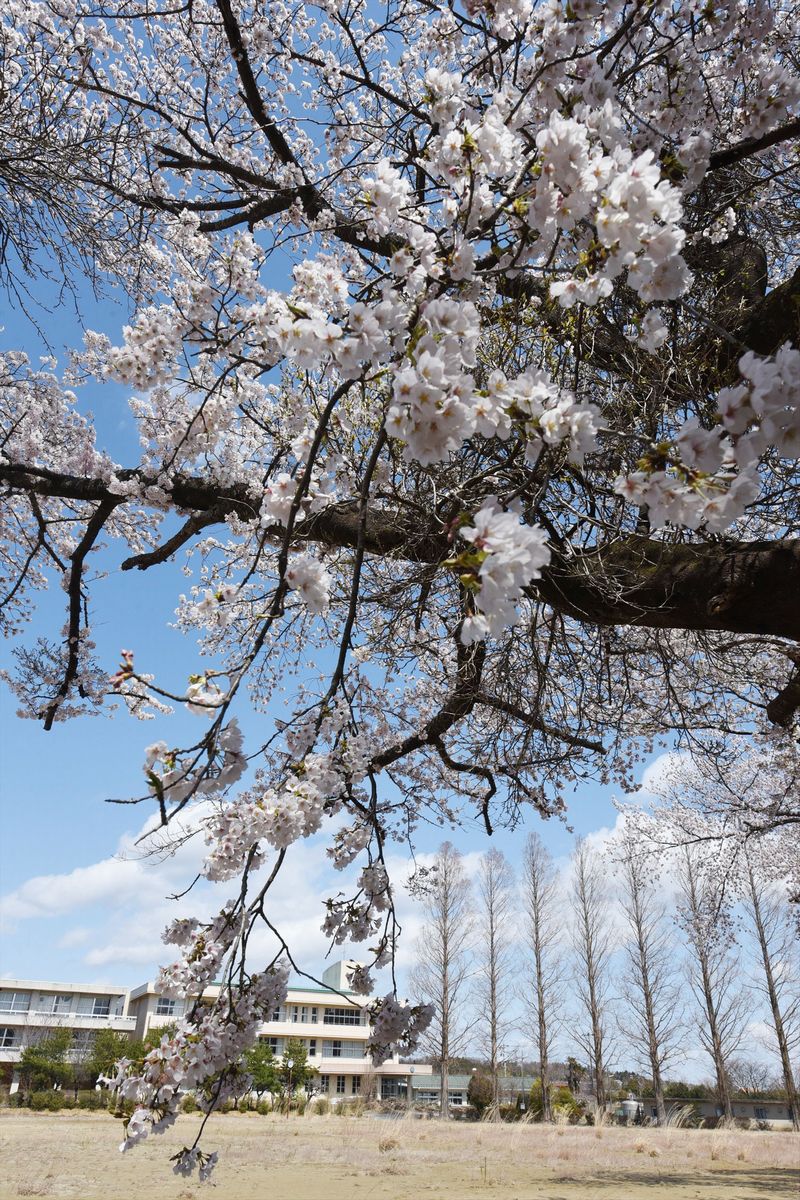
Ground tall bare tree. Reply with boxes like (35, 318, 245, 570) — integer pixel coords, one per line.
(474, 848, 517, 1117)
(521, 832, 565, 1122)
(614, 828, 685, 1124)
(570, 838, 615, 1109)
(743, 850, 800, 1131)
(410, 842, 474, 1118)
(677, 848, 749, 1120)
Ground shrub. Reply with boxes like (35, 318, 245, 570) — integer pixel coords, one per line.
(313, 1097, 330, 1115)
(256, 1099, 272, 1116)
(528, 1080, 583, 1123)
(467, 1073, 493, 1114)
(28, 1091, 64, 1111)
(181, 1094, 199, 1113)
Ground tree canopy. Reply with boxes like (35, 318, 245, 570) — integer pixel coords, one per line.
(1, 0, 799, 1177)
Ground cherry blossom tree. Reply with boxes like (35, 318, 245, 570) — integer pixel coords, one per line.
(1, 0, 800, 1174)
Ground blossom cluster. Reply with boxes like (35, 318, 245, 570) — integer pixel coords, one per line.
(456, 499, 550, 644)
(143, 721, 246, 805)
(203, 752, 346, 880)
(616, 346, 799, 532)
(158, 904, 240, 997)
(366, 995, 434, 1066)
(102, 965, 290, 1177)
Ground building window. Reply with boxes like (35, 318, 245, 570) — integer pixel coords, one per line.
(380, 1077, 406, 1100)
(40, 994, 72, 1015)
(308, 1039, 317, 1057)
(262, 1037, 281, 1055)
(0, 1027, 17, 1047)
(754, 1107, 768, 1121)
(331, 1040, 342, 1058)
(0, 992, 30, 1013)
(336, 1075, 346, 1095)
(72, 1030, 96, 1050)
(91, 997, 111, 1017)
(323, 1006, 363, 1026)
(352, 1076, 361, 1095)
(319, 1075, 329, 1093)
(311, 1007, 318, 1023)
(155, 998, 175, 1016)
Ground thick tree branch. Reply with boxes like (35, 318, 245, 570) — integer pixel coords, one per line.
(533, 536, 800, 643)
(3, 463, 800, 642)
(708, 117, 800, 171)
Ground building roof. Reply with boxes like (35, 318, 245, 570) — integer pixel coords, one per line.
(0, 979, 125, 995)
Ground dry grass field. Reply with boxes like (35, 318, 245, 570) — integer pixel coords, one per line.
(0, 1110, 798, 1200)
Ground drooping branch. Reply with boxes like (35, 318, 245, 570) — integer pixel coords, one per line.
(43, 496, 117, 729)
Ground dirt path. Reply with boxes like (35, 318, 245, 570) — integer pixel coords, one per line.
(1, 1111, 797, 1200)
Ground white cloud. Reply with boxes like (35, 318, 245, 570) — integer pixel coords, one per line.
(57, 927, 91, 949)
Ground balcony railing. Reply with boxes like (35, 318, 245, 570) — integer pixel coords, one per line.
(0, 1010, 136, 1023)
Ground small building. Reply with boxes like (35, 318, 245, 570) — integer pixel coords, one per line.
(615, 1095, 796, 1129)
(409, 1072, 539, 1109)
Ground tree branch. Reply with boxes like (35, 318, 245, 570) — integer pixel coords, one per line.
(708, 117, 800, 171)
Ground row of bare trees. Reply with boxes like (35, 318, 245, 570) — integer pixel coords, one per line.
(410, 838, 799, 1127)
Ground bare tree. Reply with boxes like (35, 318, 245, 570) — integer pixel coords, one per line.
(570, 838, 615, 1109)
(676, 848, 750, 1120)
(521, 832, 565, 1122)
(473, 848, 517, 1117)
(743, 851, 800, 1130)
(410, 842, 475, 1118)
(614, 829, 686, 1124)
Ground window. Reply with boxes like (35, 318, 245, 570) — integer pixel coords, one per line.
(336, 1075, 346, 1095)
(0, 1027, 18, 1047)
(0, 992, 30, 1013)
(76, 996, 111, 1018)
(323, 1006, 363, 1026)
(352, 1076, 361, 1095)
(754, 1107, 768, 1121)
(308, 1039, 317, 1058)
(311, 1007, 318, 1023)
(299, 1006, 308, 1023)
(40, 994, 72, 1014)
(323, 1039, 365, 1059)
(155, 998, 176, 1016)
(263, 1037, 281, 1055)
(271, 1006, 281, 1021)
(319, 1075, 329, 1093)
(380, 1077, 407, 1100)
(72, 1030, 96, 1050)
